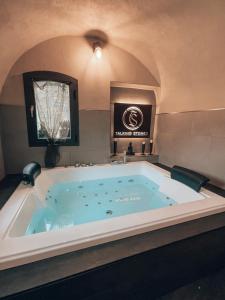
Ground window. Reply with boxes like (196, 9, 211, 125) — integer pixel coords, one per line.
(23, 71, 79, 146)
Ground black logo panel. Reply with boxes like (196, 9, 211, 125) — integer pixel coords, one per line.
(114, 103, 151, 138)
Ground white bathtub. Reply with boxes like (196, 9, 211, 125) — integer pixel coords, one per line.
(0, 161, 225, 270)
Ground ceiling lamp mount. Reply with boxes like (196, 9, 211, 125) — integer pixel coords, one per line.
(84, 30, 108, 60)
(93, 41, 102, 59)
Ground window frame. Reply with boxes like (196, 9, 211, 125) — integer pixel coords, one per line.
(23, 71, 79, 147)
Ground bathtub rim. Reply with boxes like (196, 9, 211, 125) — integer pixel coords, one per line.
(0, 161, 225, 270)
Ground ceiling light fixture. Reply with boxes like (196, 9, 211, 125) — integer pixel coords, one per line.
(93, 42, 102, 59)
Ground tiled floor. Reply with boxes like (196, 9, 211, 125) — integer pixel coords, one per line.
(158, 267, 225, 300)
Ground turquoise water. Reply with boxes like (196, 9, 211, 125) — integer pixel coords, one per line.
(25, 175, 176, 235)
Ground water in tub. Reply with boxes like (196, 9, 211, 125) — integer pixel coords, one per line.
(26, 175, 176, 235)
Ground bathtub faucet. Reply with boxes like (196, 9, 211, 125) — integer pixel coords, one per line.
(123, 150, 127, 164)
(110, 151, 127, 165)
(22, 162, 41, 186)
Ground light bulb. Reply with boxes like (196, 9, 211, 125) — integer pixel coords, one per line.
(94, 46, 102, 59)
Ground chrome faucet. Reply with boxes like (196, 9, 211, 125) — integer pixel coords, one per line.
(123, 150, 127, 164)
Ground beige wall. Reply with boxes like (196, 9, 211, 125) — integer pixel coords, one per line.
(0, 36, 158, 174)
(1, 2, 225, 189)
(0, 106, 110, 174)
(156, 110, 225, 189)
(0, 121, 5, 180)
(1, 36, 157, 110)
(1, 0, 225, 113)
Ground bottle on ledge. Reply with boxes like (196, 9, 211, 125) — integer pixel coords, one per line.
(149, 139, 153, 155)
(113, 140, 117, 156)
(141, 141, 146, 155)
(127, 142, 135, 156)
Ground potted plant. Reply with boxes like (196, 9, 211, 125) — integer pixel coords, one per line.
(44, 120, 70, 168)
(44, 138, 60, 168)
(35, 81, 70, 168)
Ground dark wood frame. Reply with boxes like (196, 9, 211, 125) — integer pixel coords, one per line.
(23, 71, 79, 147)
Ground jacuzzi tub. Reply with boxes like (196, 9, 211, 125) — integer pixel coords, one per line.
(0, 161, 225, 270)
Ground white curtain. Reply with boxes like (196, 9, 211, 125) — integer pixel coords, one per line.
(33, 81, 71, 141)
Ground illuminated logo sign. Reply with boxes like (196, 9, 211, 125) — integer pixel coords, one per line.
(122, 106, 143, 131)
(114, 103, 151, 138)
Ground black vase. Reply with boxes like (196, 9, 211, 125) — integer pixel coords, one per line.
(45, 144, 60, 168)
(113, 140, 117, 156)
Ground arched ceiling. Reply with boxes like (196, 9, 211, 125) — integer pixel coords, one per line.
(1, 0, 225, 112)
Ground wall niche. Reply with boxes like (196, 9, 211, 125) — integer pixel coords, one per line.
(110, 82, 157, 159)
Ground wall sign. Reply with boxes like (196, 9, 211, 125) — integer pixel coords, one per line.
(114, 103, 152, 138)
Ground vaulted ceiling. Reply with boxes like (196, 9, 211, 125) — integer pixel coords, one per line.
(1, 0, 225, 112)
